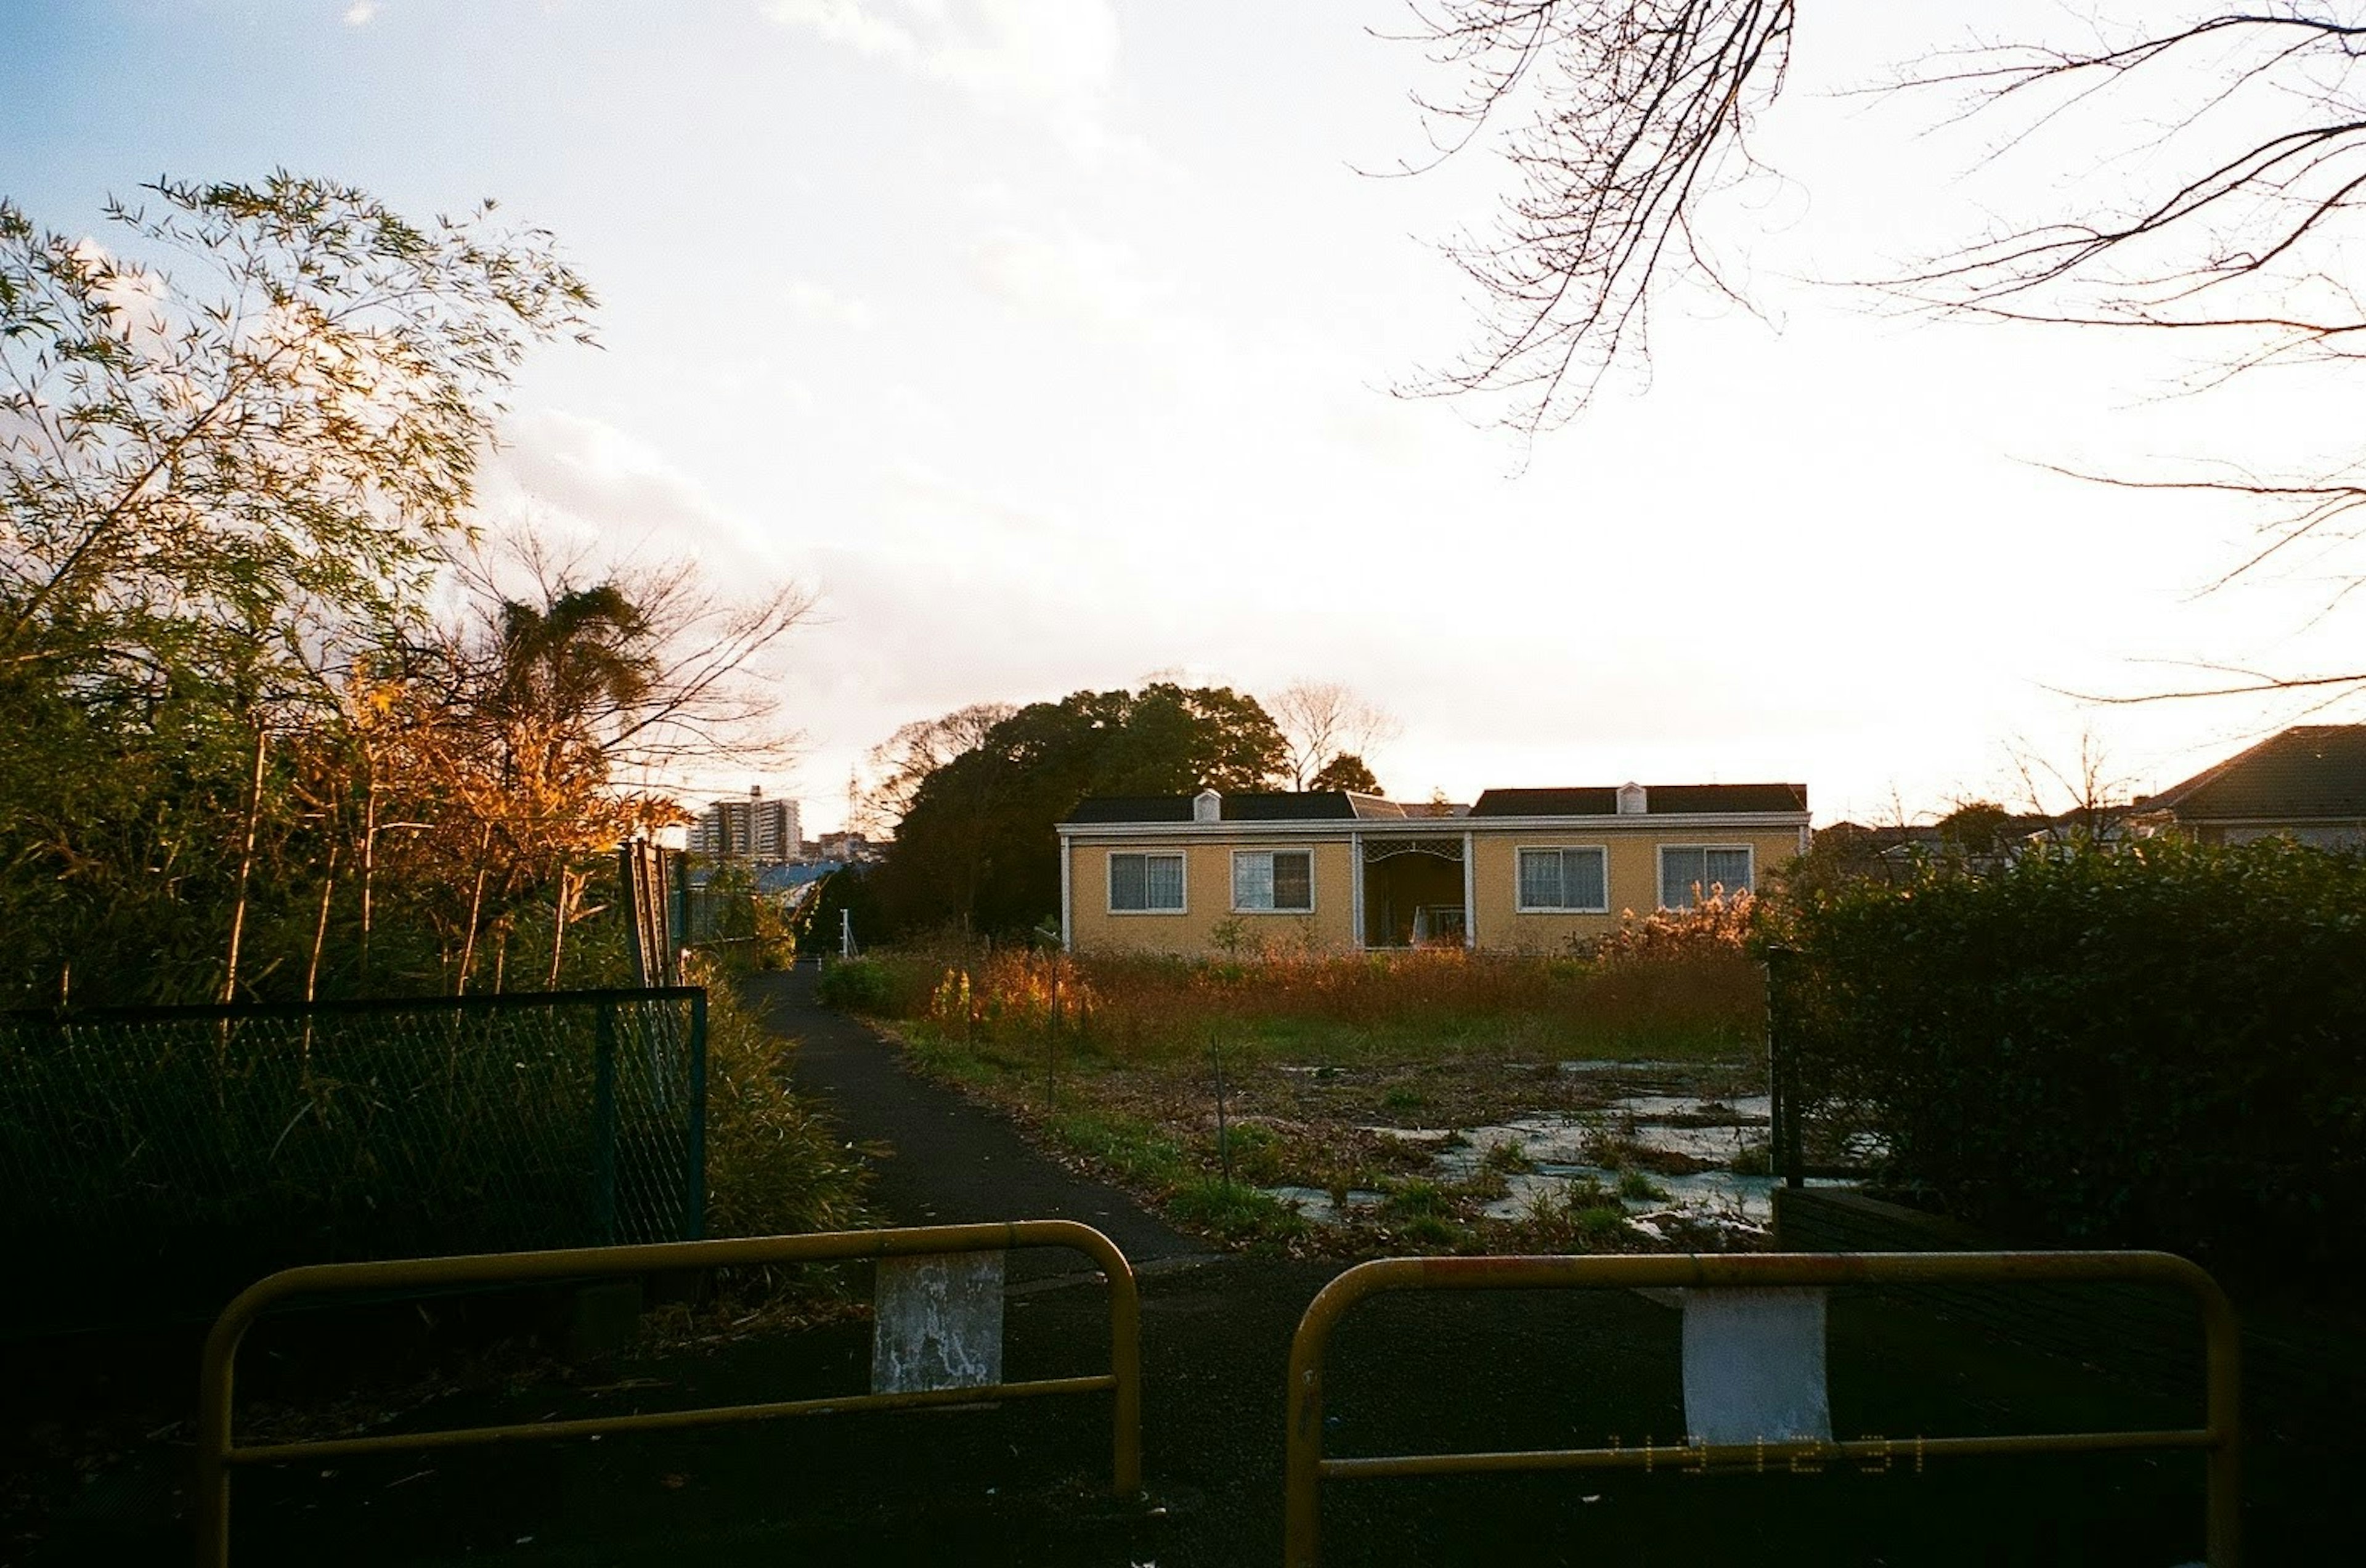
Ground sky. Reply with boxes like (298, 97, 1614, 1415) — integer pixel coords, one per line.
(7, 0, 2364, 833)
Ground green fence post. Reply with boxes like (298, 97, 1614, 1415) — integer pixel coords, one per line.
(592, 999, 618, 1246)
(1764, 945, 1802, 1188)
(685, 989, 707, 1240)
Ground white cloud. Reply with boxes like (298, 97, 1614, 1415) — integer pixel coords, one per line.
(343, 2, 379, 26)
(763, 0, 1125, 158)
(783, 278, 874, 331)
(760, 0, 918, 62)
(966, 219, 1165, 335)
(484, 407, 791, 582)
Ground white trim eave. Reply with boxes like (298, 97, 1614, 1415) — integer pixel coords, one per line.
(1057, 811, 1810, 841)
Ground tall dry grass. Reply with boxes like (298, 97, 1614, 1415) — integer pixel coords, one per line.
(855, 898, 1765, 1064)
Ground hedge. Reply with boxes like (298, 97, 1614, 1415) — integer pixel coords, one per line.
(1780, 835, 2366, 1272)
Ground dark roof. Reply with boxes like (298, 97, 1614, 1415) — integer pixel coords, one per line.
(1469, 783, 1808, 818)
(2140, 726, 2366, 821)
(1063, 791, 1359, 825)
(1068, 784, 1804, 826)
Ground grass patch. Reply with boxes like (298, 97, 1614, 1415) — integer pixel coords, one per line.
(1166, 1177, 1307, 1244)
(1617, 1169, 1669, 1203)
(1045, 1110, 1188, 1190)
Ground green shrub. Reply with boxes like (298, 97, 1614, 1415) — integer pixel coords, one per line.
(815, 957, 903, 1014)
(698, 976, 868, 1239)
(1782, 836, 2366, 1272)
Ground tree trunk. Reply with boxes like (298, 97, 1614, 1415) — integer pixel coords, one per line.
(221, 721, 270, 1004)
(305, 843, 339, 1004)
(455, 823, 494, 996)
(358, 772, 378, 991)
(547, 861, 575, 989)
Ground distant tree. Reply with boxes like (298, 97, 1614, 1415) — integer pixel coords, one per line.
(1309, 750, 1383, 795)
(365, 538, 808, 995)
(1935, 800, 2015, 859)
(872, 683, 1289, 937)
(1268, 680, 1400, 791)
(858, 702, 1018, 834)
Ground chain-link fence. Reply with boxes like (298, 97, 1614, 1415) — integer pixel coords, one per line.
(1764, 946, 1885, 1185)
(0, 988, 705, 1334)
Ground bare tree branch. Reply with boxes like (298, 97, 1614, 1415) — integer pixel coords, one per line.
(1390, 0, 1795, 440)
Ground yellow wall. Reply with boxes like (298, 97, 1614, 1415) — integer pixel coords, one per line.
(1066, 839, 1357, 956)
(1468, 827, 1802, 953)
(1067, 826, 1806, 956)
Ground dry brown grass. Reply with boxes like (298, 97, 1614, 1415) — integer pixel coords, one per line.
(877, 914, 1765, 1067)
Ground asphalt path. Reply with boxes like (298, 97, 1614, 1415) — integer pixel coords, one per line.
(737, 962, 1206, 1282)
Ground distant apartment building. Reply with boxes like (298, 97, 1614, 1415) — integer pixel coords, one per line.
(694, 787, 802, 864)
(809, 829, 881, 863)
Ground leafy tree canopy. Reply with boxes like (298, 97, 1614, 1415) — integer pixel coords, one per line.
(873, 682, 1288, 937)
(1, 173, 595, 705)
(1309, 751, 1383, 795)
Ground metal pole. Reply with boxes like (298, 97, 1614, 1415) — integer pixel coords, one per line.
(1771, 946, 1805, 1188)
(193, 1307, 243, 1567)
(193, 1219, 1145, 1566)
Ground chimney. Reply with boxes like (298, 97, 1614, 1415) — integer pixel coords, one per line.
(1616, 782, 1647, 816)
(1193, 788, 1222, 823)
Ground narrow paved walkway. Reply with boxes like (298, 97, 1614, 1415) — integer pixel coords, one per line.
(737, 963, 1205, 1280)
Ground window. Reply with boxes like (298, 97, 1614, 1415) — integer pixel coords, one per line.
(1659, 845, 1752, 909)
(1109, 851, 1184, 912)
(1516, 847, 1608, 912)
(1232, 849, 1313, 912)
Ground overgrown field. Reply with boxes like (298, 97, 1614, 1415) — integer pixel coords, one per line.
(820, 908, 1769, 1254)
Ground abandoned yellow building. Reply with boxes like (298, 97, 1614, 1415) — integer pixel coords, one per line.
(1055, 782, 1810, 956)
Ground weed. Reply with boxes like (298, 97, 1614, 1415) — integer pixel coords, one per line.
(1046, 1110, 1187, 1190)
(1211, 1120, 1290, 1185)
(694, 969, 869, 1244)
(1168, 1177, 1307, 1243)
(1616, 1169, 1668, 1203)
(1392, 1214, 1466, 1249)
(1479, 1138, 1536, 1176)
(1377, 1178, 1453, 1222)
(1576, 1205, 1631, 1242)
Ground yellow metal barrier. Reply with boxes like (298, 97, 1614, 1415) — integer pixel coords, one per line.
(195, 1219, 1142, 1568)
(1283, 1250, 2240, 1567)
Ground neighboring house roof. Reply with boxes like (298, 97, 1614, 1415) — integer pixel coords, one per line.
(1469, 783, 1808, 817)
(2138, 726, 2366, 823)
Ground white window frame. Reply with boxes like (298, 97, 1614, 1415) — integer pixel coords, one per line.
(1657, 843, 1754, 909)
(1231, 847, 1315, 914)
(1107, 850, 1187, 914)
(1514, 845, 1610, 914)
